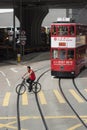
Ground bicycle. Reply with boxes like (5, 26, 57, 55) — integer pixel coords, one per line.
(16, 78, 41, 95)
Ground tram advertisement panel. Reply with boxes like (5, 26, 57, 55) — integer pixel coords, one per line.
(51, 37, 76, 48)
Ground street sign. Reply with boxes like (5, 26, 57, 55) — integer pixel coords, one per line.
(21, 41, 26, 45)
(20, 36, 27, 41)
(21, 30, 26, 35)
(20, 30, 27, 45)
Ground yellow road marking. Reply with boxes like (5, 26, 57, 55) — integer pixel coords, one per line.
(69, 89, 84, 103)
(3, 92, 11, 106)
(68, 119, 87, 130)
(0, 115, 87, 120)
(0, 118, 28, 130)
(53, 89, 65, 103)
(84, 89, 87, 92)
(68, 123, 83, 130)
(38, 91, 47, 104)
(22, 92, 28, 105)
(1, 89, 86, 107)
(0, 115, 87, 129)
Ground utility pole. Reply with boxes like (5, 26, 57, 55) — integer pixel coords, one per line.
(19, 0, 22, 56)
(13, 0, 16, 59)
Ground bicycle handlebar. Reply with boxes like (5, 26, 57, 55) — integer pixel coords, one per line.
(22, 77, 25, 79)
(22, 77, 26, 81)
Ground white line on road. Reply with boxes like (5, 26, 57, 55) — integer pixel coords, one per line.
(6, 78, 11, 87)
(10, 68, 18, 73)
(0, 71, 11, 87)
(0, 71, 6, 77)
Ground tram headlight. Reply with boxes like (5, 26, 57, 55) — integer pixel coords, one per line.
(71, 71, 74, 74)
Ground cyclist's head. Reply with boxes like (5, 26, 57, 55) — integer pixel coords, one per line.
(27, 66, 31, 69)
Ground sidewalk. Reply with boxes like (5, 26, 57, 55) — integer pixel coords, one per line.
(4, 51, 50, 65)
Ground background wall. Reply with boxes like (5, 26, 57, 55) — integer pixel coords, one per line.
(0, 11, 19, 27)
(42, 9, 67, 27)
(0, 8, 87, 28)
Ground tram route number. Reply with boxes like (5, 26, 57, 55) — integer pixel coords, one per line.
(59, 42, 66, 46)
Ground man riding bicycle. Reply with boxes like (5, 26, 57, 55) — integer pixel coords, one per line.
(22, 66, 36, 92)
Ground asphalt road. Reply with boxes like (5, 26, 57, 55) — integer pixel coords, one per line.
(0, 51, 87, 130)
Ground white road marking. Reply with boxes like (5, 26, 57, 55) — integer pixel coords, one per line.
(6, 78, 11, 87)
(0, 71, 11, 87)
(10, 68, 18, 73)
(0, 71, 6, 77)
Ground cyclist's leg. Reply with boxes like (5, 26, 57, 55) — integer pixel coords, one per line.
(26, 78, 33, 92)
(29, 80, 33, 91)
(26, 78, 31, 91)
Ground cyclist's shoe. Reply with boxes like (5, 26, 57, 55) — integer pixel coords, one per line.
(28, 86, 32, 92)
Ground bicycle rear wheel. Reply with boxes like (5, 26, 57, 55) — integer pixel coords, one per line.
(32, 82, 41, 93)
(16, 84, 26, 95)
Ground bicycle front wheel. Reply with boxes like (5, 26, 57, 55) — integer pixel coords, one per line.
(32, 82, 41, 93)
(16, 84, 26, 95)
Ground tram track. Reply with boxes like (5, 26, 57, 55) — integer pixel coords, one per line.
(34, 69, 50, 130)
(16, 64, 87, 130)
(72, 78, 87, 102)
(58, 78, 87, 129)
(16, 66, 50, 130)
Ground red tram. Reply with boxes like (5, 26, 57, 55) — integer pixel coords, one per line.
(50, 18, 87, 77)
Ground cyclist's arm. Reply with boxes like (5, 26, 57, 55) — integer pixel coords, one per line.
(22, 72, 28, 79)
(28, 70, 34, 77)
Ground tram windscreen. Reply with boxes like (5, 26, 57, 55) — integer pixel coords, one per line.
(59, 50, 66, 60)
(52, 49, 74, 60)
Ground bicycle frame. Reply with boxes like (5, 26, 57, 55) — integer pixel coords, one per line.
(16, 78, 41, 94)
(22, 79, 29, 89)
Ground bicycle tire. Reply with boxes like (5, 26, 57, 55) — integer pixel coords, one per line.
(32, 82, 41, 93)
(16, 84, 26, 95)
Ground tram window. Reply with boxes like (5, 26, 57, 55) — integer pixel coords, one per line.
(67, 50, 74, 59)
(51, 25, 57, 35)
(52, 49, 58, 59)
(58, 26, 68, 36)
(76, 25, 82, 35)
(59, 50, 66, 60)
(69, 26, 75, 35)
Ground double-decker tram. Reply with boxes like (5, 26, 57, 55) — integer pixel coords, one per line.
(50, 18, 87, 77)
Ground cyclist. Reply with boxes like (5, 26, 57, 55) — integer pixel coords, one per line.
(22, 66, 36, 92)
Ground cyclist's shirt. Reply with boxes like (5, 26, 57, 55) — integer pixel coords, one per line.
(28, 69, 36, 81)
